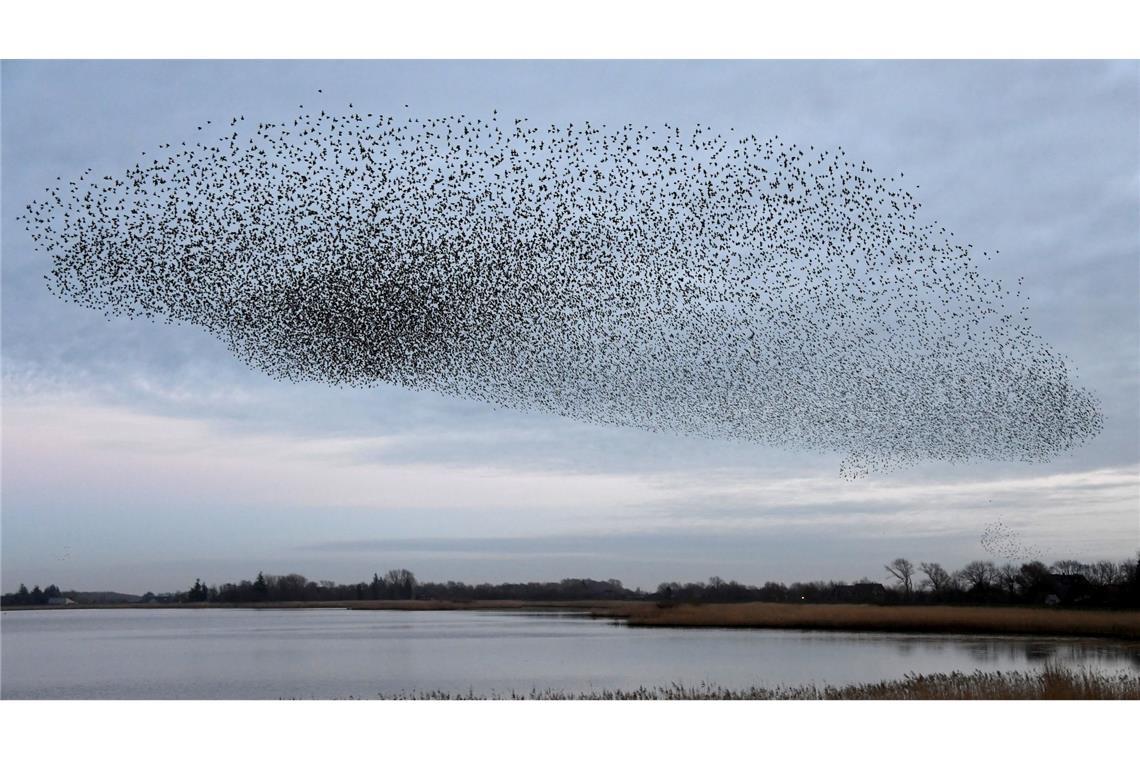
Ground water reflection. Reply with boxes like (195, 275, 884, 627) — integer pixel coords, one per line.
(823, 631, 1140, 670)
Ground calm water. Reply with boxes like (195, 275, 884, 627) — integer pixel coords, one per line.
(2, 608, 1137, 699)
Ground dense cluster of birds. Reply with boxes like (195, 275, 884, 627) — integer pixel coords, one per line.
(981, 520, 1043, 562)
(21, 101, 1104, 477)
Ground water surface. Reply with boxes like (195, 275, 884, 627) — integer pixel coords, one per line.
(3, 608, 1136, 699)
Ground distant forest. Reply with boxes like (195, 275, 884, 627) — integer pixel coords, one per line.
(5, 556, 1139, 609)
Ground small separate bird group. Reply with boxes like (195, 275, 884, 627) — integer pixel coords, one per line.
(981, 520, 1044, 562)
(20, 102, 1103, 477)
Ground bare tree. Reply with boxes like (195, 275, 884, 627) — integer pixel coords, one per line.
(919, 562, 953, 594)
(1084, 561, 1122, 586)
(956, 560, 996, 591)
(995, 563, 1020, 597)
(384, 569, 417, 599)
(1050, 559, 1088, 576)
(884, 558, 915, 595)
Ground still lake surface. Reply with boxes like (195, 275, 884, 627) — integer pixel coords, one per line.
(3, 608, 1137, 699)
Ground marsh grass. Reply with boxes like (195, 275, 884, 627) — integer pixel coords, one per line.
(603, 602, 1140, 640)
(384, 666, 1140, 700)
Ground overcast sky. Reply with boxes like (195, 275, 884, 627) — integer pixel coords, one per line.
(2, 60, 1137, 594)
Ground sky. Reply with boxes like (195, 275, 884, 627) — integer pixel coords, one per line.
(2, 60, 1138, 595)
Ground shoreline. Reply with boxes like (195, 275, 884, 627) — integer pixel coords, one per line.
(0, 599, 619, 612)
(4, 599, 1139, 641)
(379, 668, 1140, 700)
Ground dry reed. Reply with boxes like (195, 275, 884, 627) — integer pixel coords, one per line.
(384, 666, 1140, 700)
(602, 602, 1140, 640)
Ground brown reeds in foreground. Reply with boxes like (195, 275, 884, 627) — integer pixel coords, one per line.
(384, 667, 1140, 700)
(600, 602, 1140, 640)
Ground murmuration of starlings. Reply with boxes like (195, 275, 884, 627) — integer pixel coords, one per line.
(20, 104, 1103, 478)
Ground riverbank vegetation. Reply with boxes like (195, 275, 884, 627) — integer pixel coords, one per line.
(384, 667, 1140, 700)
(604, 601, 1140, 640)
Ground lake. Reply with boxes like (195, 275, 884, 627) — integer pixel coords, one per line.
(2, 608, 1137, 699)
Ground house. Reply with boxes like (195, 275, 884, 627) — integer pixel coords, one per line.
(1048, 573, 1092, 605)
(46, 596, 77, 606)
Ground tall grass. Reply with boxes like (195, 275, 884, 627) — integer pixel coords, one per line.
(604, 602, 1140, 640)
(384, 666, 1140, 700)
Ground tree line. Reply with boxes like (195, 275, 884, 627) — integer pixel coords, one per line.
(3, 584, 63, 606)
(874, 557, 1140, 606)
(4, 555, 1137, 608)
(172, 570, 638, 604)
(173, 569, 423, 604)
(656, 557, 1139, 607)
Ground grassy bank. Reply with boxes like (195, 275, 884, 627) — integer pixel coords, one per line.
(385, 667, 1140, 700)
(598, 601, 1140, 640)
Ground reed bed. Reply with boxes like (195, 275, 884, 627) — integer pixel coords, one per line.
(602, 602, 1140, 640)
(384, 667, 1140, 700)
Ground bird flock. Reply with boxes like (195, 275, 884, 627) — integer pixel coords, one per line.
(980, 520, 1044, 562)
(21, 102, 1103, 477)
